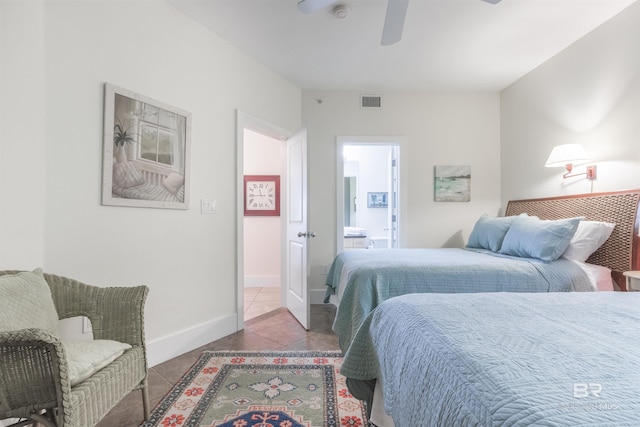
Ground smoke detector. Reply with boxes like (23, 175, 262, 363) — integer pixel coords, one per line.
(332, 4, 349, 19)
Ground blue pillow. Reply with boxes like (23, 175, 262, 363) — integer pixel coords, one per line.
(500, 215, 582, 261)
(466, 214, 519, 252)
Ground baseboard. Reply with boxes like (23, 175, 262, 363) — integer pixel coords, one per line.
(244, 275, 281, 287)
(147, 291, 328, 367)
(310, 288, 327, 305)
(146, 313, 238, 367)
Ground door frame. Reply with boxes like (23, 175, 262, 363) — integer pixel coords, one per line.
(236, 110, 291, 331)
(336, 136, 406, 253)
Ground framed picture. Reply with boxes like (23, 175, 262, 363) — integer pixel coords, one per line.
(434, 165, 471, 202)
(102, 83, 191, 209)
(244, 175, 281, 216)
(367, 192, 388, 208)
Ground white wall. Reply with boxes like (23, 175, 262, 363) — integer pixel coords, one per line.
(243, 129, 282, 287)
(0, 0, 301, 366)
(0, 0, 47, 268)
(303, 91, 501, 300)
(501, 2, 640, 206)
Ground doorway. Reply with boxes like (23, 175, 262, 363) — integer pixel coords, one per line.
(242, 128, 283, 322)
(336, 137, 402, 253)
(236, 112, 310, 331)
(236, 112, 289, 330)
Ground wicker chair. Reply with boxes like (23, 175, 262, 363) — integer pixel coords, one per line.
(0, 270, 150, 427)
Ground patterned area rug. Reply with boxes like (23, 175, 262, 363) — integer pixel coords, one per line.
(141, 351, 368, 427)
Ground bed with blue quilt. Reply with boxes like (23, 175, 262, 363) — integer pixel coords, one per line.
(326, 190, 640, 355)
(328, 247, 602, 352)
(340, 292, 640, 426)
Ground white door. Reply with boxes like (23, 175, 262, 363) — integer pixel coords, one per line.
(389, 146, 399, 248)
(285, 128, 311, 329)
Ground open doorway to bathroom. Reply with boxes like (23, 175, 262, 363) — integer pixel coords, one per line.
(337, 137, 401, 253)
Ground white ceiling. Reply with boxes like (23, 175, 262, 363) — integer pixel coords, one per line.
(168, 0, 636, 92)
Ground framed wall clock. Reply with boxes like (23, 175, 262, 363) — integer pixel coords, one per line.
(244, 175, 280, 216)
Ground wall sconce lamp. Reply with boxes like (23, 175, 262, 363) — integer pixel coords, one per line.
(545, 143, 597, 180)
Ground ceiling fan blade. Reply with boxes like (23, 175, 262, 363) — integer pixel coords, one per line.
(381, 0, 409, 46)
(480, 0, 502, 4)
(297, 0, 339, 14)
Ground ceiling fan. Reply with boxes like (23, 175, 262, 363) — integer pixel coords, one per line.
(297, 0, 502, 46)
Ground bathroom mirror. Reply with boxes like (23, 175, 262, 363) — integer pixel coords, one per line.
(344, 176, 357, 227)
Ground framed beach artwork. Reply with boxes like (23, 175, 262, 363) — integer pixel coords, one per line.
(434, 165, 471, 202)
(102, 83, 191, 209)
(367, 192, 388, 208)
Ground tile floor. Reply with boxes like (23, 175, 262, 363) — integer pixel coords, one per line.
(244, 286, 282, 321)
(97, 303, 339, 427)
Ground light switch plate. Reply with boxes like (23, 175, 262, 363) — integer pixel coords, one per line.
(201, 200, 216, 214)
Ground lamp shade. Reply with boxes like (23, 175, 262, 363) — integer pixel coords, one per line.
(545, 144, 591, 168)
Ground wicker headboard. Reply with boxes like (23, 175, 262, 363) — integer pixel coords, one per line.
(505, 189, 640, 291)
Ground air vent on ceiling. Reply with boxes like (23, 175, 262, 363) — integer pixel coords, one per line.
(360, 95, 382, 109)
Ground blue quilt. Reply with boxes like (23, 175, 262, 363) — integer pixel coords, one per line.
(341, 292, 640, 426)
(328, 248, 593, 352)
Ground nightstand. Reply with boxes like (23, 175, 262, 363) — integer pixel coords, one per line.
(623, 271, 640, 292)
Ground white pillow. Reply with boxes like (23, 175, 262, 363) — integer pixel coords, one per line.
(64, 340, 132, 386)
(0, 269, 59, 333)
(162, 172, 184, 195)
(112, 161, 145, 189)
(562, 220, 615, 262)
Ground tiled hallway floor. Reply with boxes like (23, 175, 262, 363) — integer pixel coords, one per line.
(97, 304, 338, 427)
(244, 286, 281, 321)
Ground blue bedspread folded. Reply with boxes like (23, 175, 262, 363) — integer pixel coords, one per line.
(329, 248, 592, 352)
(341, 292, 640, 426)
